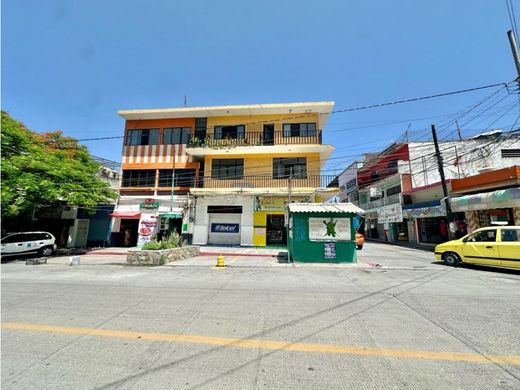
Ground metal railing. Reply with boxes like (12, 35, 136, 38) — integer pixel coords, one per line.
(360, 193, 402, 210)
(187, 131, 323, 148)
(194, 175, 337, 189)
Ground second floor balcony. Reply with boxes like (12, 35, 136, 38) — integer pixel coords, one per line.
(188, 130, 323, 149)
(193, 174, 336, 190)
(359, 193, 402, 211)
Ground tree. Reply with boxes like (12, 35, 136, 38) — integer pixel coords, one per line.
(1, 111, 117, 222)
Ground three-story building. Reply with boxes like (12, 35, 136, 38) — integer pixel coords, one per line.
(112, 102, 338, 247)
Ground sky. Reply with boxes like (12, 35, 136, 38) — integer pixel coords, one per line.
(2, 0, 520, 175)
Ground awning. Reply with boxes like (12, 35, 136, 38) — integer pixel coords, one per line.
(451, 187, 520, 212)
(158, 212, 183, 219)
(287, 202, 364, 214)
(402, 204, 446, 219)
(109, 211, 141, 219)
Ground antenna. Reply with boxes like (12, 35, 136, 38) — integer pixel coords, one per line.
(184, 95, 188, 107)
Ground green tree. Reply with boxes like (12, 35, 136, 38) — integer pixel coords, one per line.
(1, 111, 117, 221)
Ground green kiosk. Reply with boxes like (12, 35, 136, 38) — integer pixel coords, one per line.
(286, 203, 365, 263)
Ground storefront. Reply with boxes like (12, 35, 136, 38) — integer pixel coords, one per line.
(111, 195, 189, 247)
(451, 187, 520, 231)
(191, 194, 254, 246)
(402, 201, 468, 244)
(252, 196, 307, 246)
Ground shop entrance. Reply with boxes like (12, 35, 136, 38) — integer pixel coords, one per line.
(266, 214, 286, 245)
(120, 219, 139, 247)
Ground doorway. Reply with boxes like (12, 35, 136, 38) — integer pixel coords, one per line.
(120, 219, 139, 247)
(266, 214, 286, 245)
(263, 124, 274, 145)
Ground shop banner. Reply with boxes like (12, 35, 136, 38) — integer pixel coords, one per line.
(137, 215, 159, 247)
(309, 218, 351, 241)
(377, 204, 403, 223)
(211, 223, 240, 233)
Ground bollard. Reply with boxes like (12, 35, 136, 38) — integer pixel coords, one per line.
(216, 255, 225, 267)
(70, 256, 80, 266)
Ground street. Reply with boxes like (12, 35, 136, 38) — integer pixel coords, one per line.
(2, 242, 519, 390)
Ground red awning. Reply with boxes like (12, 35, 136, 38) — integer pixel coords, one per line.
(109, 211, 141, 219)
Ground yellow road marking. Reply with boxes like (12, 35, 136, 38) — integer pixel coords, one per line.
(2, 322, 519, 365)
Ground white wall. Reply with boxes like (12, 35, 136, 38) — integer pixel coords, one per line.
(408, 137, 520, 188)
(192, 195, 255, 246)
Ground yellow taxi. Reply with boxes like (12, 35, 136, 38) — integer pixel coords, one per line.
(434, 226, 520, 269)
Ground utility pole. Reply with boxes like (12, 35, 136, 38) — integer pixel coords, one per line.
(455, 120, 463, 142)
(432, 124, 453, 238)
(507, 30, 520, 81)
(288, 167, 293, 204)
(170, 146, 176, 211)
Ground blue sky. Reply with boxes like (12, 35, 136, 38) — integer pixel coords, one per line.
(2, 0, 519, 174)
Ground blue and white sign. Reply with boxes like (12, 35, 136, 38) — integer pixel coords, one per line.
(211, 223, 240, 233)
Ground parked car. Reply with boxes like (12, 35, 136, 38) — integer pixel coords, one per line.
(355, 232, 365, 250)
(1, 232, 57, 258)
(434, 226, 520, 269)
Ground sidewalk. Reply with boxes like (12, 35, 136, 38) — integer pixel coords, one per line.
(365, 238, 436, 252)
(76, 245, 287, 257)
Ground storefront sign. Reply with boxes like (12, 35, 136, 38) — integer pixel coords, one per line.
(255, 196, 306, 211)
(140, 199, 160, 210)
(377, 204, 403, 223)
(137, 215, 158, 247)
(211, 223, 240, 233)
(309, 218, 351, 241)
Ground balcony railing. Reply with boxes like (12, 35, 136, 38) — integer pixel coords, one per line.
(188, 131, 322, 148)
(360, 193, 402, 210)
(194, 175, 337, 189)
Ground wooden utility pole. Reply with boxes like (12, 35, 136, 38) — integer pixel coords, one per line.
(432, 125, 453, 237)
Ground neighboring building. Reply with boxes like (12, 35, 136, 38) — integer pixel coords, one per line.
(451, 165, 520, 231)
(112, 101, 338, 247)
(354, 132, 520, 245)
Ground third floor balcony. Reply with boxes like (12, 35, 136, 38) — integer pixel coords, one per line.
(188, 130, 323, 149)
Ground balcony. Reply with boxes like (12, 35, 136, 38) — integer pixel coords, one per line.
(360, 193, 402, 210)
(187, 130, 323, 149)
(193, 175, 337, 189)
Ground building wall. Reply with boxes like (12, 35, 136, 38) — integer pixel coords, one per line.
(206, 113, 319, 134)
(408, 138, 520, 188)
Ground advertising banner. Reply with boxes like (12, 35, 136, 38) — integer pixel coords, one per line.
(377, 204, 403, 223)
(137, 215, 159, 247)
(309, 217, 351, 241)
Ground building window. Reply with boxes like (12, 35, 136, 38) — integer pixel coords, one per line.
(125, 129, 159, 145)
(282, 123, 316, 137)
(214, 125, 245, 140)
(121, 170, 156, 187)
(211, 159, 244, 179)
(501, 149, 520, 157)
(163, 128, 191, 144)
(158, 169, 196, 187)
(273, 157, 307, 179)
(386, 185, 401, 197)
(387, 159, 398, 170)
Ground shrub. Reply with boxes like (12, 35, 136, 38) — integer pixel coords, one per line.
(141, 242, 162, 250)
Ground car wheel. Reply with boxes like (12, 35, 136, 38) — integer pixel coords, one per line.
(39, 246, 54, 257)
(357, 245, 363, 250)
(442, 252, 460, 267)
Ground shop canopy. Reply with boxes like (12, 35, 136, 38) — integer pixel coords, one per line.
(287, 203, 365, 214)
(451, 187, 520, 212)
(109, 211, 141, 219)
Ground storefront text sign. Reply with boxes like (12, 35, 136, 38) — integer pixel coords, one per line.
(377, 204, 403, 223)
(211, 223, 240, 233)
(309, 218, 351, 241)
(140, 198, 160, 210)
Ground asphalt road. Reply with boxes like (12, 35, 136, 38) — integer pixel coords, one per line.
(1, 243, 519, 389)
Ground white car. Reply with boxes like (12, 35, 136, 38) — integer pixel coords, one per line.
(1, 232, 57, 258)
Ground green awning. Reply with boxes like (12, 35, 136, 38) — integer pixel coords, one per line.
(158, 212, 183, 219)
(451, 187, 520, 212)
